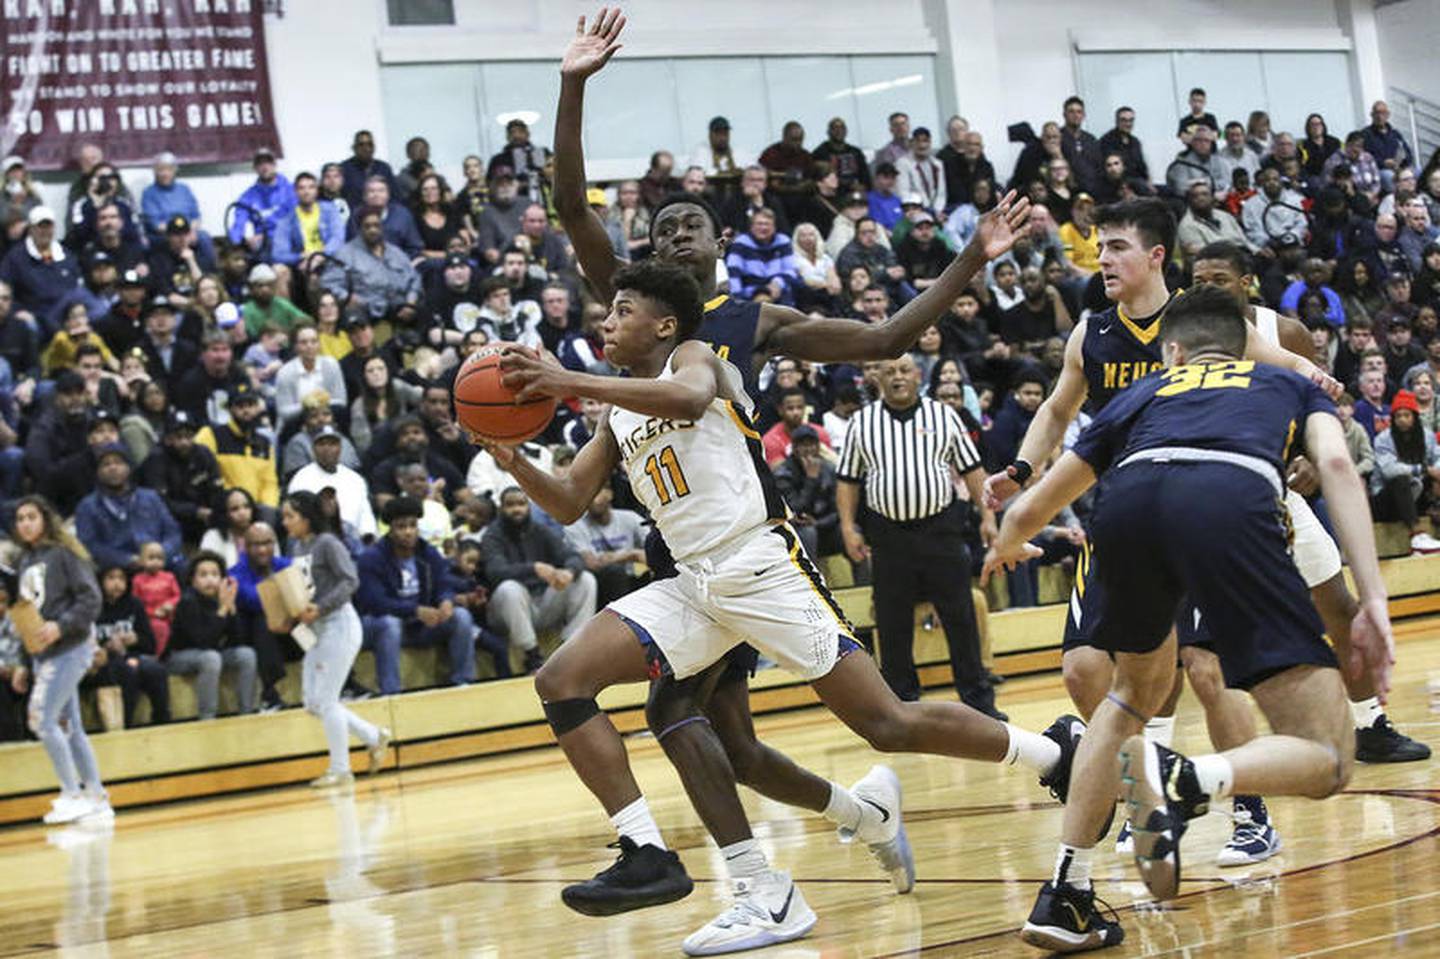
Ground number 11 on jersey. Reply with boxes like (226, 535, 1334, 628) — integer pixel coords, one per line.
(644, 445, 691, 504)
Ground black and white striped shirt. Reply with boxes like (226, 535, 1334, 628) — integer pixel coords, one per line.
(837, 396, 981, 522)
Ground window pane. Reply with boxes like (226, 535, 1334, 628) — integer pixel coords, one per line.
(846, 55, 939, 154)
(477, 62, 563, 164)
(1172, 51, 1266, 134)
(1078, 52, 1177, 183)
(671, 58, 770, 171)
(1261, 52, 1360, 138)
(387, 0, 455, 27)
(761, 57, 860, 161)
(581, 60, 683, 175)
(379, 64, 478, 175)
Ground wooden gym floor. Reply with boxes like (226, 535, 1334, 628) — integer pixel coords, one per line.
(1, 622, 1437, 958)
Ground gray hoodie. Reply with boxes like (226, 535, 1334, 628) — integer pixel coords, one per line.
(289, 532, 358, 617)
(17, 543, 101, 659)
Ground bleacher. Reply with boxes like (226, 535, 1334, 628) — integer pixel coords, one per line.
(1, 525, 1434, 828)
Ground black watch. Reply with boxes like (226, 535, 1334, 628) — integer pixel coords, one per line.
(1009, 459, 1034, 485)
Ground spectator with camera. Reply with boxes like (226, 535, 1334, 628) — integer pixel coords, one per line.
(1243, 167, 1310, 255)
(489, 118, 552, 203)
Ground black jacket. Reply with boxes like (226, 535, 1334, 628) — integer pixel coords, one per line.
(138, 335, 201, 392)
(480, 516, 584, 595)
(169, 588, 241, 654)
(138, 443, 224, 530)
(772, 455, 839, 536)
(22, 405, 92, 513)
(97, 593, 158, 656)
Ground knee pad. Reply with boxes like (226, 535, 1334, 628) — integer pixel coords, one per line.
(543, 697, 600, 736)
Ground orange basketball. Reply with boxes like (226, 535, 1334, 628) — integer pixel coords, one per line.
(452, 343, 556, 444)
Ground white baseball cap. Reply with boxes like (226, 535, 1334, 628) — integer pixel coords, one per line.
(215, 302, 241, 328)
(154, 151, 178, 167)
(28, 206, 56, 226)
(1, 155, 22, 173)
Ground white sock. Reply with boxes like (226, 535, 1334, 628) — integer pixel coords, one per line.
(721, 838, 769, 880)
(1052, 843, 1093, 890)
(1350, 696, 1383, 730)
(1004, 723, 1063, 775)
(1191, 754, 1235, 801)
(610, 797, 666, 850)
(1144, 715, 1176, 749)
(822, 782, 863, 833)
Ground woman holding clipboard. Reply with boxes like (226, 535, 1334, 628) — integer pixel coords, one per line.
(280, 491, 391, 788)
(11, 496, 110, 825)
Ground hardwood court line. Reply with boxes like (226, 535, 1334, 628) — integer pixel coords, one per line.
(870, 790, 1440, 957)
(1288, 921, 1440, 958)
(1140, 889, 1440, 957)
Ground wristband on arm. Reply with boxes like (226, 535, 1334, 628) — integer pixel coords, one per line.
(1008, 458, 1034, 486)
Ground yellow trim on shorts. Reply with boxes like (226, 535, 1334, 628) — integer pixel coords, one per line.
(724, 400, 763, 441)
(778, 524, 858, 638)
(1075, 539, 1091, 598)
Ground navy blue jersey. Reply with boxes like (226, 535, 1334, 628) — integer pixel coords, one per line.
(697, 294, 764, 404)
(1073, 360, 1336, 481)
(1081, 301, 1169, 413)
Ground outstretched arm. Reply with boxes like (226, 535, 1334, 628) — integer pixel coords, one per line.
(554, 8, 628, 304)
(758, 194, 1031, 362)
(981, 451, 1097, 582)
(982, 322, 1089, 508)
(1245, 324, 1340, 398)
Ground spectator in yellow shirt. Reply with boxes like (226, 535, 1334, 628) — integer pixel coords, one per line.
(1057, 193, 1100, 275)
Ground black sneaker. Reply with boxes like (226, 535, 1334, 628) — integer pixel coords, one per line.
(1356, 715, 1432, 763)
(1019, 881, 1125, 953)
(1038, 714, 1087, 804)
(561, 836, 694, 917)
(1117, 735, 1209, 901)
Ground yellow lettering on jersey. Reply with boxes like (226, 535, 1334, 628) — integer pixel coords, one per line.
(618, 416, 698, 461)
(1102, 361, 1163, 391)
(1155, 360, 1255, 397)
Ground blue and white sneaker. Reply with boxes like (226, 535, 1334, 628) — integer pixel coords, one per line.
(681, 869, 816, 956)
(1217, 797, 1282, 867)
(841, 765, 915, 894)
(1114, 819, 1134, 855)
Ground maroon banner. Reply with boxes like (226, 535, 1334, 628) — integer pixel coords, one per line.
(1, 0, 282, 171)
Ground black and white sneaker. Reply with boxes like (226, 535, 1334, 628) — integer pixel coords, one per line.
(1118, 735, 1209, 900)
(1356, 715, 1432, 763)
(1019, 881, 1125, 953)
(1038, 714, 1087, 804)
(561, 837, 694, 916)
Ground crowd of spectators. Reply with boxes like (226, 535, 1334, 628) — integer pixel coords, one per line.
(2, 85, 1440, 739)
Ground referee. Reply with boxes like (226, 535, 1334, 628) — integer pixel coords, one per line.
(837, 354, 1003, 717)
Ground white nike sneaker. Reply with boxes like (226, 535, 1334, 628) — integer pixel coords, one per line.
(681, 870, 817, 956)
(842, 765, 915, 894)
(42, 793, 91, 826)
(78, 795, 115, 826)
(1410, 532, 1440, 555)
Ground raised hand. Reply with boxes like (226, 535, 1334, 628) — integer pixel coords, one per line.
(561, 7, 626, 80)
(974, 190, 1031, 261)
(980, 541, 1044, 585)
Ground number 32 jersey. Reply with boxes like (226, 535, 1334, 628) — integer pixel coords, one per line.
(609, 351, 787, 565)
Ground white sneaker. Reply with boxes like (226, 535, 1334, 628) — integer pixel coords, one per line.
(843, 765, 915, 894)
(1410, 532, 1440, 555)
(42, 793, 91, 825)
(78, 795, 115, 825)
(681, 870, 816, 956)
(1114, 820, 1134, 855)
(367, 727, 393, 776)
(310, 771, 355, 789)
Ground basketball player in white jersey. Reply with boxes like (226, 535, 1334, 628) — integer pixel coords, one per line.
(1191, 241, 1429, 766)
(492, 260, 1083, 956)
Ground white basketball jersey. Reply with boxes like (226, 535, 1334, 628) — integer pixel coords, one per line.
(609, 352, 785, 563)
(1253, 305, 1280, 347)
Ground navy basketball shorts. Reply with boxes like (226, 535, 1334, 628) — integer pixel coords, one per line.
(1080, 461, 1337, 690)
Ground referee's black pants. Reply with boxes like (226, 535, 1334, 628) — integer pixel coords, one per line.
(865, 504, 990, 708)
